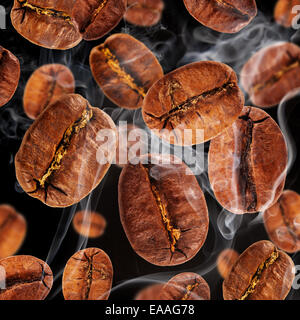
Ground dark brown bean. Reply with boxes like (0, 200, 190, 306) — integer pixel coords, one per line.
(274, 0, 300, 28)
(118, 154, 209, 266)
(159, 272, 210, 300)
(134, 283, 165, 300)
(223, 240, 294, 300)
(124, 0, 164, 27)
(62, 247, 113, 300)
(142, 61, 244, 146)
(90, 33, 164, 109)
(72, 0, 126, 40)
(264, 190, 300, 253)
(0, 205, 26, 259)
(15, 94, 117, 208)
(0, 255, 53, 300)
(217, 249, 239, 279)
(23, 64, 75, 120)
(10, 0, 82, 50)
(208, 106, 287, 214)
(183, 0, 257, 33)
(73, 210, 106, 238)
(0, 46, 20, 107)
(241, 42, 300, 107)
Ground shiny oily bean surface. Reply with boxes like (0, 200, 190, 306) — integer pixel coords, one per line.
(264, 190, 300, 253)
(23, 64, 75, 120)
(142, 61, 244, 146)
(223, 240, 294, 300)
(118, 154, 209, 266)
(274, 0, 300, 28)
(183, 0, 257, 33)
(15, 94, 117, 208)
(159, 272, 210, 300)
(208, 106, 287, 214)
(241, 42, 300, 107)
(73, 210, 106, 238)
(62, 248, 113, 300)
(0, 46, 20, 107)
(124, 0, 164, 27)
(0, 205, 26, 260)
(10, 0, 82, 50)
(134, 283, 165, 300)
(90, 33, 164, 109)
(0, 255, 53, 300)
(217, 249, 239, 279)
(72, 0, 125, 40)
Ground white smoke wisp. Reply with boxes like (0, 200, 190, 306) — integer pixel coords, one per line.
(180, 12, 290, 75)
(277, 88, 300, 175)
(217, 209, 243, 241)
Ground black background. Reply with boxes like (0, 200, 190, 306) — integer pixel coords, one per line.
(1, 0, 300, 301)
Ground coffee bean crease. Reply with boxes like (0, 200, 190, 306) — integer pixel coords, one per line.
(38, 68, 67, 111)
(252, 57, 300, 94)
(215, 0, 249, 20)
(239, 248, 279, 300)
(17, 0, 73, 23)
(79, 0, 109, 33)
(145, 81, 235, 128)
(0, 262, 51, 293)
(238, 109, 271, 212)
(100, 46, 146, 98)
(181, 279, 201, 300)
(28, 105, 93, 202)
(279, 199, 300, 244)
(142, 165, 181, 253)
(77, 251, 109, 299)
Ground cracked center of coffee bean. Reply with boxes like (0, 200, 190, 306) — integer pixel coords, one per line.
(142, 165, 181, 253)
(252, 58, 300, 94)
(100, 46, 146, 98)
(239, 249, 279, 300)
(181, 280, 200, 300)
(238, 111, 270, 211)
(27, 105, 93, 199)
(17, 0, 72, 22)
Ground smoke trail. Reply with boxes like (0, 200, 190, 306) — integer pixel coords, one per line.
(277, 88, 300, 174)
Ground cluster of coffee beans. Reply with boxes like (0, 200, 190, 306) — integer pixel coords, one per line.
(0, 0, 300, 301)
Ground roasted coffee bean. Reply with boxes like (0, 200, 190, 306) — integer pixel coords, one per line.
(159, 272, 210, 300)
(241, 42, 300, 107)
(62, 247, 113, 300)
(124, 0, 164, 27)
(264, 190, 300, 253)
(90, 33, 164, 109)
(0, 205, 26, 259)
(142, 61, 244, 146)
(23, 64, 75, 120)
(0, 46, 20, 107)
(0, 255, 53, 300)
(217, 249, 239, 279)
(223, 240, 294, 300)
(183, 0, 257, 34)
(73, 210, 106, 238)
(72, 0, 126, 40)
(208, 106, 287, 215)
(10, 0, 82, 50)
(115, 123, 146, 167)
(274, 0, 300, 28)
(134, 283, 165, 300)
(15, 94, 117, 208)
(118, 154, 209, 266)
